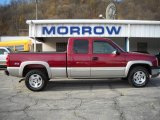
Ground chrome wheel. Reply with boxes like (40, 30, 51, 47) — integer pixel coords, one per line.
(133, 71, 146, 85)
(29, 74, 43, 88)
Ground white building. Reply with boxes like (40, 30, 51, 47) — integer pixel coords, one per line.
(26, 19, 160, 54)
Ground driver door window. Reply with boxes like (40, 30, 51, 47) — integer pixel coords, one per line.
(93, 41, 116, 54)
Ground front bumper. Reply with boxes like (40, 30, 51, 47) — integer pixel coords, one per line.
(151, 66, 160, 78)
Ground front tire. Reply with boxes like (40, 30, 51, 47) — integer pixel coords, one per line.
(128, 66, 149, 87)
(25, 70, 48, 91)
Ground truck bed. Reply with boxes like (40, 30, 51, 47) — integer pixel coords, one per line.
(8, 52, 67, 67)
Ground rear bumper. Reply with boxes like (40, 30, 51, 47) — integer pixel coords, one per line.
(151, 66, 160, 78)
(5, 67, 20, 77)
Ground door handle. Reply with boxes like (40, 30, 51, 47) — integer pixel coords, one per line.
(92, 57, 98, 61)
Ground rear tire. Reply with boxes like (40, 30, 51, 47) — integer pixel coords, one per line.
(25, 70, 48, 91)
(128, 66, 149, 87)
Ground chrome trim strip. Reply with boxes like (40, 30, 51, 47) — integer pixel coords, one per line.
(125, 61, 152, 77)
(19, 61, 52, 78)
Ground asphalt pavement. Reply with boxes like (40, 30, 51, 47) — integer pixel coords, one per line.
(0, 70, 160, 120)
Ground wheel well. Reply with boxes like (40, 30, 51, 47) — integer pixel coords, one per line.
(128, 64, 151, 75)
(23, 64, 49, 78)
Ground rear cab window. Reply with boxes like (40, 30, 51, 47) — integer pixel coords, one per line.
(73, 40, 89, 54)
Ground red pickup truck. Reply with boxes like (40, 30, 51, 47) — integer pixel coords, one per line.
(5, 37, 160, 91)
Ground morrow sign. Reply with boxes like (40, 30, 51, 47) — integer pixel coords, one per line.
(37, 24, 124, 37)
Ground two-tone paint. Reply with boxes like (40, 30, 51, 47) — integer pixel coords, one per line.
(6, 37, 159, 79)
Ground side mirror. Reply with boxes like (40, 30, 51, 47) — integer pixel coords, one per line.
(116, 50, 120, 55)
(112, 50, 120, 55)
(4, 52, 8, 55)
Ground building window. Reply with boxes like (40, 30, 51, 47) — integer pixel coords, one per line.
(137, 42, 148, 53)
(15, 45, 24, 51)
(56, 43, 67, 52)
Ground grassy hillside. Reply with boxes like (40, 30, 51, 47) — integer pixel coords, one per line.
(0, 0, 160, 35)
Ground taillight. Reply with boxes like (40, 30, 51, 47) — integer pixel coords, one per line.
(6, 55, 9, 67)
(156, 57, 159, 66)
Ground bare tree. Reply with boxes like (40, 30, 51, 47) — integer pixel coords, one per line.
(0, 0, 160, 35)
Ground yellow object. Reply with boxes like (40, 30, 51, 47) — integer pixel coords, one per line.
(0, 40, 32, 52)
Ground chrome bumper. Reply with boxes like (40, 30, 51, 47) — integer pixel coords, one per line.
(151, 66, 160, 78)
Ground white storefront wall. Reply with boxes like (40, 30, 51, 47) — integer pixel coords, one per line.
(42, 37, 68, 51)
(27, 19, 160, 54)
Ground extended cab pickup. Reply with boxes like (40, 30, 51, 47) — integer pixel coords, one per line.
(5, 37, 160, 91)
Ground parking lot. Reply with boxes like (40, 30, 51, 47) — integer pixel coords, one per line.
(0, 70, 160, 120)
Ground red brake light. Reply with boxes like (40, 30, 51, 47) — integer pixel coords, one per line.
(6, 55, 9, 67)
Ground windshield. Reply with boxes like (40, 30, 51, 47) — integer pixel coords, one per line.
(110, 40, 126, 52)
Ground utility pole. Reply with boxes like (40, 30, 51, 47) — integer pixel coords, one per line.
(35, 0, 38, 20)
(34, 0, 38, 52)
